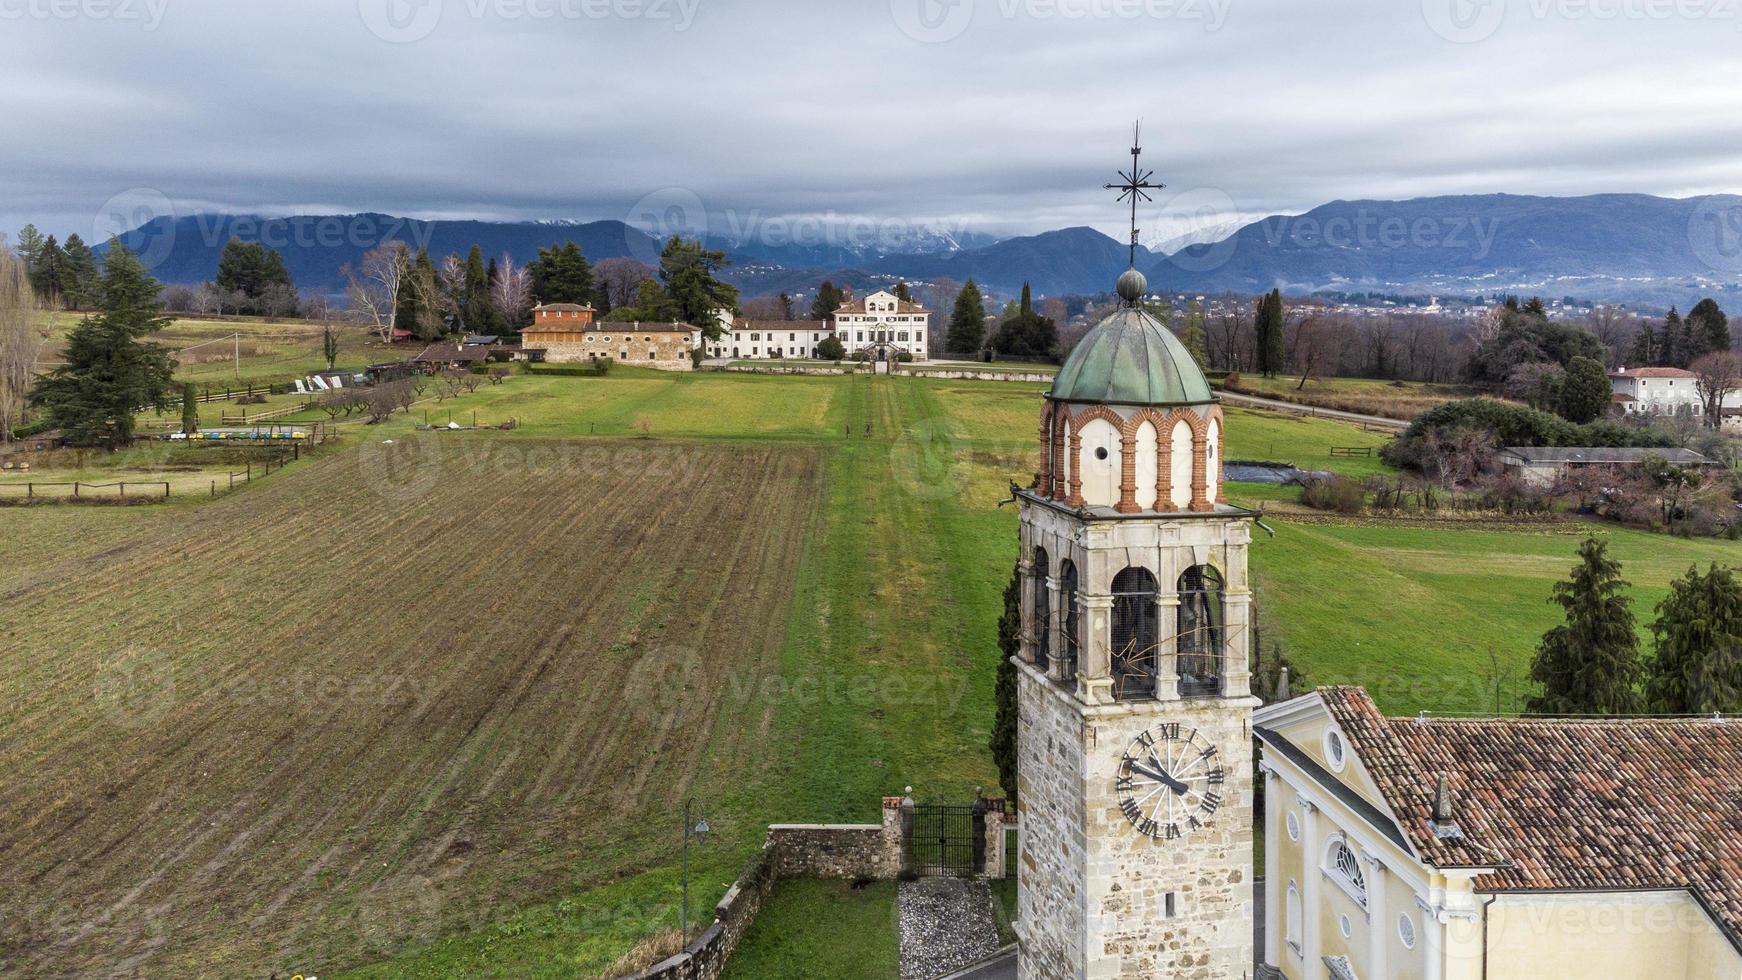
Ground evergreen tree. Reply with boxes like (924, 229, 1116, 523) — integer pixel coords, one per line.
(1557, 356, 1612, 424)
(777, 292, 794, 320)
(213, 238, 295, 316)
(31, 234, 65, 302)
(1661, 306, 1684, 367)
(894, 281, 911, 303)
(14, 224, 45, 274)
(528, 242, 595, 306)
(180, 383, 199, 435)
(989, 561, 1021, 804)
(1177, 298, 1210, 370)
(816, 334, 846, 361)
(946, 279, 986, 355)
(59, 234, 101, 309)
(29, 240, 173, 449)
(397, 249, 443, 341)
(658, 237, 738, 339)
(1255, 289, 1286, 377)
(463, 246, 496, 334)
(1645, 564, 1742, 714)
(1019, 282, 1032, 317)
(1526, 538, 1645, 715)
(1687, 298, 1730, 357)
(1629, 321, 1658, 367)
(810, 280, 844, 321)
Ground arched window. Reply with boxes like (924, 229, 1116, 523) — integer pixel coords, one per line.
(1285, 881, 1303, 956)
(1111, 567, 1159, 700)
(1031, 547, 1050, 672)
(1177, 565, 1225, 697)
(1059, 560, 1079, 682)
(1325, 838, 1368, 909)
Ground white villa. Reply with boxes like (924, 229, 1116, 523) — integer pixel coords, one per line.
(703, 289, 931, 362)
(1610, 366, 1741, 427)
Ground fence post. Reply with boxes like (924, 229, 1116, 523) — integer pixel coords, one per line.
(120, 482, 126, 499)
(211, 480, 216, 497)
(73, 481, 79, 498)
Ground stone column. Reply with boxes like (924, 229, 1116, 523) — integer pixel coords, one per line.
(983, 803, 1007, 880)
(1017, 557, 1037, 663)
(1363, 848, 1388, 980)
(1263, 766, 1282, 972)
(1299, 798, 1323, 980)
(1115, 433, 1139, 513)
(1155, 594, 1181, 700)
(1423, 899, 1444, 980)
(1223, 590, 1254, 699)
(881, 796, 907, 878)
(1044, 577, 1063, 672)
(1077, 593, 1115, 703)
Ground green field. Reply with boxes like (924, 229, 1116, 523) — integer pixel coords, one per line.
(5, 368, 1734, 978)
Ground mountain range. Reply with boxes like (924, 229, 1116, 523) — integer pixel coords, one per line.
(108, 192, 1742, 310)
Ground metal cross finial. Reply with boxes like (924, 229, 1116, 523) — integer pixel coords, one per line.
(1104, 120, 1164, 269)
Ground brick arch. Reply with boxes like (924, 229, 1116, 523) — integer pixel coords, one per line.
(1069, 404, 1128, 511)
(1175, 407, 1212, 512)
(1204, 404, 1226, 505)
(1125, 407, 1172, 512)
(1051, 406, 1070, 501)
(1037, 402, 1056, 494)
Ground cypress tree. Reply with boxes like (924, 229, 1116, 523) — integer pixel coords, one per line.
(894, 281, 911, 303)
(29, 239, 173, 449)
(990, 560, 1021, 803)
(1019, 282, 1032, 317)
(810, 280, 843, 321)
(463, 246, 496, 333)
(1557, 356, 1612, 424)
(1646, 564, 1742, 714)
(180, 383, 199, 435)
(1688, 298, 1730, 357)
(946, 279, 986, 355)
(1661, 306, 1684, 367)
(1256, 289, 1286, 378)
(777, 292, 794, 320)
(1526, 538, 1645, 715)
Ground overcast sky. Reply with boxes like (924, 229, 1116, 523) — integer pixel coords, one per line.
(4, 0, 1742, 250)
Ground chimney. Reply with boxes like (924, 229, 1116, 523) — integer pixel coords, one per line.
(1432, 773, 1454, 823)
(1276, 667, 1291, 701)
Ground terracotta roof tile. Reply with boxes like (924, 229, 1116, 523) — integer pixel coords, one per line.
(1611, 367, 1699, 379)
(1321, 686, 1742, 944)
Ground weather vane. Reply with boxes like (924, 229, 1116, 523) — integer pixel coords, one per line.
(1104, 120, 1164, 269)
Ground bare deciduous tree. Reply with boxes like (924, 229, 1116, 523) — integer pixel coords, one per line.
(490, 253, 533, 328)
(0, 247, 44, 441)
(345, 244, 409, 344)
(1691, 350, 1742, 429)
(594, 256, 654, 310)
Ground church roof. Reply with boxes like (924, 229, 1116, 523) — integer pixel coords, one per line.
(1049, 305, 1214, 406)
(1318, 686, 1742, 951)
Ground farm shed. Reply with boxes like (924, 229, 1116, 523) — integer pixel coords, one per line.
(1499, 445, 1716, 488)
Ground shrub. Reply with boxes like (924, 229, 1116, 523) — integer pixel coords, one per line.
(816, 335, 846, 361)
(592, 356, 613, 376)
(1300, 474, 1364, 513)
(11, 418, 54, 440)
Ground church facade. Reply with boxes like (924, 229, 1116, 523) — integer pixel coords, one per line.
(1014, 267, 1257, 980)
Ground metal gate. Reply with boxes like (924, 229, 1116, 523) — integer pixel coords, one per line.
(906, 803, 986, 876)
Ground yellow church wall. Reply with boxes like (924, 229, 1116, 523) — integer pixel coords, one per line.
(1483, 891, 1741, 980)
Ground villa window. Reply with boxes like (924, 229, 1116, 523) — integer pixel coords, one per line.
(1111, 567, 1159, 700)
(1176, 565, 1225, 697)
(1286, 882, 1303, 956)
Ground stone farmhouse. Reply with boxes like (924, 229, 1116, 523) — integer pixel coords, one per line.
(1254, 687, 1742, 980)
(519, 303, 698, 371)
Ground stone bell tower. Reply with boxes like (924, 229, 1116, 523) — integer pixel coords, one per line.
(1012, 252, 1258, 977)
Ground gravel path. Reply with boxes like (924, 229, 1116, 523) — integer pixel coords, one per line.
(898, 878, 1002, 980)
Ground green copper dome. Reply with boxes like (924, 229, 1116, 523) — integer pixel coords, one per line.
(1049, 306, 1214, 406)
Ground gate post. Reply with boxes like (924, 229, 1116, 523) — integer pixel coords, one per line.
(982, 799, 1007, 879)
(899, 787, 915, 876)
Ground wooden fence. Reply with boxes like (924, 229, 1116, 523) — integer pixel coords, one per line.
(0, 480, 170, 501)
(1329, 446, 1374, 458)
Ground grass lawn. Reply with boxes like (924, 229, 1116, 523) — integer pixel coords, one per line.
(721, 880, 900, 980)
(9, 368, 1735, 977)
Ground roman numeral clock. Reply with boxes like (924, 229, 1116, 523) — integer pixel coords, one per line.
(1011, 132, 1258, 980)
(1117, 724, 1227, 842)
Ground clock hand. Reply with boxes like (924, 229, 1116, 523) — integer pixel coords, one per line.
(1129, 762, 1191, 797)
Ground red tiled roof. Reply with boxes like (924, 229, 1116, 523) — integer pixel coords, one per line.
(732, 320, 831, 332)
(532, 302, 594, 312)
(834, 296, 928, 315)
(1321, 687, 1742, 943)
(1611, 367, 1698, 379)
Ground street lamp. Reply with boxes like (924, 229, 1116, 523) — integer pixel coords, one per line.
(682, 799, 710, 946)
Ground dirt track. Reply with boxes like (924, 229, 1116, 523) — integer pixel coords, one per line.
(0, 437, 820, 977)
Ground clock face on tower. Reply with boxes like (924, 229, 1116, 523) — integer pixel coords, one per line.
(1116, 724, 1227, 842)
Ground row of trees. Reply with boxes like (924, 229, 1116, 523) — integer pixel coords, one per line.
(13, 226, 101, 309)
(1530, 539, 1742, 715)
(1628, 299, 1730, 369)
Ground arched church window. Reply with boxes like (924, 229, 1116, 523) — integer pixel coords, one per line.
(1325, 838, 1368, 909)
(1059, 560, 1079, 682)
(1176, 565, 1225, 697)
(1285, 881, 1303, 955)
(1111, 567, 1159, 700)
(1031, 547, 1050, 672)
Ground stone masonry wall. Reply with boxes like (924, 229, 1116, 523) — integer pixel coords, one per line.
(624, 798, 905, 980)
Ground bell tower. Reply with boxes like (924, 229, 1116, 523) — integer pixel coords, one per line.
(1013, 134, 1257, 980)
